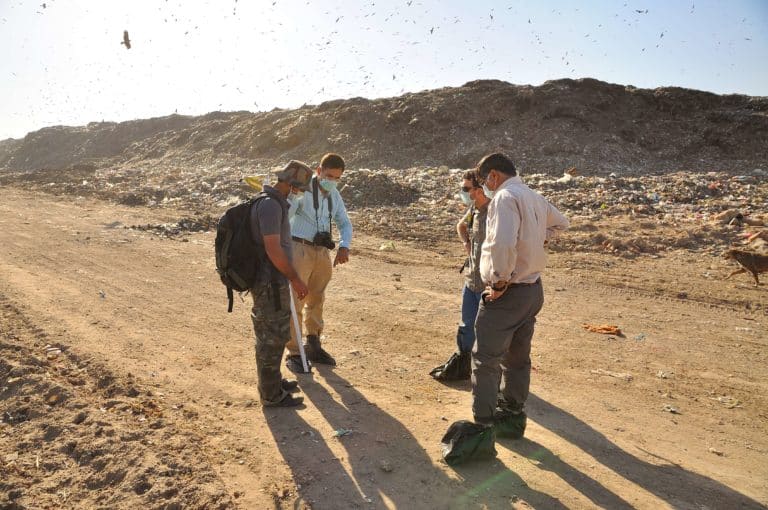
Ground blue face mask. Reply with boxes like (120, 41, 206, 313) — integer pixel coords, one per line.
(459, 190, 472, 205)
(319, 179, 337, 192)
(482, 184, 494, 199)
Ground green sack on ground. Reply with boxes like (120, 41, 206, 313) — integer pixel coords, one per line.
(494, 410, 527, 439)
(440, 420, 497, 466)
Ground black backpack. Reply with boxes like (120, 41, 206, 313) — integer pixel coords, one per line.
(214, 190, 276, 312)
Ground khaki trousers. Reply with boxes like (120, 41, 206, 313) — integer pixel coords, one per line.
(286, 241, 333, 356)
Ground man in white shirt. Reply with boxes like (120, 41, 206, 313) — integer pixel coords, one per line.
(472, 153, 569, 438)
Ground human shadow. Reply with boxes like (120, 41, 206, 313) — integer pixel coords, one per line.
(525, 393, 765, 509)
(447, 455, 570, 510)
(263, 392, 363, 509)
(273, 367, 564, 509)
(499, 437, 634, 509)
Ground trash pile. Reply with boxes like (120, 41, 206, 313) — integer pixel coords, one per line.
(1, 160, 765, 255)
(2, 78, 767, 175)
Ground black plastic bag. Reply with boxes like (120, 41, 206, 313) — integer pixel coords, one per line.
(440, 420, 497, 466)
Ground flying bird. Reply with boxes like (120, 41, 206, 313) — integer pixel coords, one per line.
(121, 30, 131, 49)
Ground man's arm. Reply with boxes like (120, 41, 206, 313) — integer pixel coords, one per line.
(457, 208, 471, 254)
(545, 202, 569, 241)
(263, 235, 308, 299)
(480, 196, 520, 286)
(332, 191, 353, 266)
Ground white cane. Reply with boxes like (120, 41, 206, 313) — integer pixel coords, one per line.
(288, 286, 310, 373)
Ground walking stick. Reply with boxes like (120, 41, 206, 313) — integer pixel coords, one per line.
(288, 286, 311, 373)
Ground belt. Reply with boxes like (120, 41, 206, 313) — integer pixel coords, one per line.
(292, 236, 317, 246)
(508, 278, 541, 288)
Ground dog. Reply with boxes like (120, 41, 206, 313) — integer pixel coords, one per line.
(724, 249, 768, 286)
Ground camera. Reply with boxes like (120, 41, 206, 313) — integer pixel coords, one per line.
(313, 231, 336, 250)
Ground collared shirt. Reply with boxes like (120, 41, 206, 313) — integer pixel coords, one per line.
(288, 177, 353, 249)
(462, 203, 488, 293)
(480, 176, 569, 285)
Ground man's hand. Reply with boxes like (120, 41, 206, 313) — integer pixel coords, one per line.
(333, 247, 350, 267)
(290, 278, 309, 300)
(485, 287, 506, 302)
(484, 282, 508, 302)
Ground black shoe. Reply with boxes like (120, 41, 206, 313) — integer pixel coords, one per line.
(286, 355, 312, 374)
(281, 379, 299, 392)
(493, 408, 527, 439)
(305, 335, 336, 366)
(429, 351, 471, 381)
(264, 393, 304, 408)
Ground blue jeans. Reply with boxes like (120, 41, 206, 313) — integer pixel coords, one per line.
(457, 285, 483, 352)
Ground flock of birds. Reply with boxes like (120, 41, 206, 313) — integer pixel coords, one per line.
(1, 1, 758, 134)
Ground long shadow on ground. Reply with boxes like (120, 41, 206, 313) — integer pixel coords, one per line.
(266, 368, 567, 509)
(523, 393, 765, 509)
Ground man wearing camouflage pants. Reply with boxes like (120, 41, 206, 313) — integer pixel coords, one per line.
(472, 153, 569, 436)
(250, 161, 313, 407)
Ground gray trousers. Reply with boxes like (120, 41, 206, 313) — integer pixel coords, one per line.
(472, 280, 544, 421)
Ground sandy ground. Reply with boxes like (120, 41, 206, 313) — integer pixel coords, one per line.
(1, 187, 766, 509)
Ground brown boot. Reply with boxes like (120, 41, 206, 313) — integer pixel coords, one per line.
(305, 335, 336, 366)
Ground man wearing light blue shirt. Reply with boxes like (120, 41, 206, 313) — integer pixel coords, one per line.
(285, 153, 353, 373)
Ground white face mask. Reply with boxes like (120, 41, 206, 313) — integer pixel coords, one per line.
(319, 179, 337, 192)
(459, 190, 472, 205)
(482, 184, 494, 199)
(288, 190, 301, 201)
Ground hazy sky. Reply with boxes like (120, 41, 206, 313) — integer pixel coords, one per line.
(1, 0, 766, 140)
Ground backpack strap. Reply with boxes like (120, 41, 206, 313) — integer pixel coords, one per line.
(227, 286, 234, 313)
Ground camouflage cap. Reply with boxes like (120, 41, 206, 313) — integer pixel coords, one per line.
(272, 160, 313, 192)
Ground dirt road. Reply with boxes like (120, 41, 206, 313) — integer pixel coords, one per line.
(1, 188, 766, 509)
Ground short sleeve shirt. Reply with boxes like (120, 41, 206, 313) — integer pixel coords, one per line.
(249, 186, 292, 281)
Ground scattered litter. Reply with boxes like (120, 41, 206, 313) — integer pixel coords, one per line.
(656, 370, 672, 379)
(99, 290, 106, 299)
(633, 333, 646, 341)
(583, 324, 623, 336)
(662, 404, 681, 414)
(711, 395, 741, 409)
(708, 447, 724, 456)
(332, 428, 352, 437)
(590, 368, 633, 381)
(379, 459, 394, 472)
(379, 241, 396, 252)
(45, 346, 62, 359)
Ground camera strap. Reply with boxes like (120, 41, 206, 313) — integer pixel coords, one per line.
(312, 176, 333, 237)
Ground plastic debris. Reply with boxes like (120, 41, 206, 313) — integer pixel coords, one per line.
(583, 324, 623, 336)
(590, 369, 633, 381)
